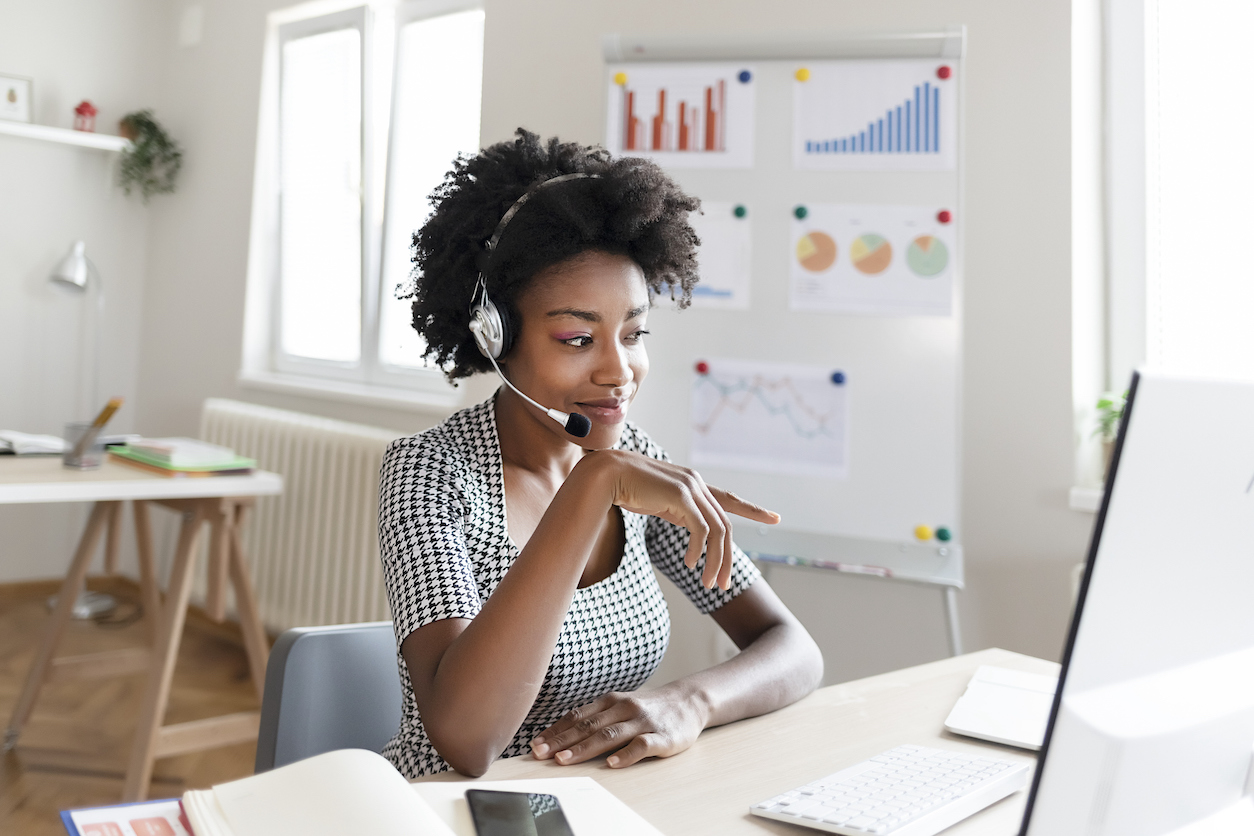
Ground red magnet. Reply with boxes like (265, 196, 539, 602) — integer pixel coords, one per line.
(695, 361, 710, 374)
(937, 209, 952, 224)
(936, 65, 952, 80)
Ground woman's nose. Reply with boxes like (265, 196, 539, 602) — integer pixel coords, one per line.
(592, 343, 632, 387)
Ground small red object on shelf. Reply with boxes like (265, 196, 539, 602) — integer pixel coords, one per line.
(937, 209, 953, 224)
(73, 100, 98, 133)
(936, 65, 952, 80)
(695, 361, 710, 375)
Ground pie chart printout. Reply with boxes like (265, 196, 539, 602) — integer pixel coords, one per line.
(906, 234, 948, 277)
(796, 231, 838, 272)
(789, 204, 955, 316)
(850, 234, 892, 275)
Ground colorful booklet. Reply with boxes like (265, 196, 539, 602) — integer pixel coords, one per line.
(61, 797, 193, 836)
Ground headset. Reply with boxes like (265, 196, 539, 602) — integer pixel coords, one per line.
(469, 172, 597, 438)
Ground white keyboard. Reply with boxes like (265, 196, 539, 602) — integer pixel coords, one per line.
(749, 744, 1030, 836)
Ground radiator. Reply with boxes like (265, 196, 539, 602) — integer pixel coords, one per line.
(197, 399, 404, 632)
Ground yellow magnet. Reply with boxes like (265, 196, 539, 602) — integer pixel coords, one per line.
(795, 67, 811, 82)
(913, 525, 934, 542)
(613, 72, 628, 86)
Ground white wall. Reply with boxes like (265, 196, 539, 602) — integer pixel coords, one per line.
(5, 0, 1092, 679)
(0, 0, 167, 580)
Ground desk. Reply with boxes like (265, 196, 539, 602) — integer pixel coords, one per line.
(0, 457, 282, 800)
(416, 648, 1059, 835)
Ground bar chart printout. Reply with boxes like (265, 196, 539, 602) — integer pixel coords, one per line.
(606, 62, 755, 168)
(794, 59, 957, 171)
(623, 79, 725, 153)
(691, 358, 849, 479)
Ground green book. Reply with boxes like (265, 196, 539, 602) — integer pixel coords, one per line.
(111, 445, 256, 473)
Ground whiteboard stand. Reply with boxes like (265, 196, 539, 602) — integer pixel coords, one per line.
(742, 527, 964, 656)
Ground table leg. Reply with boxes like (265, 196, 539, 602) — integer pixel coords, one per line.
(132, 500, 163, 645)
(206, 499, 231, 623)
(122, 503, 207, 801)
(944, 586, 963, 657)
(227, 503, 268, 702)
(104, 501, 123, 576)
(4, 501, 114, 751)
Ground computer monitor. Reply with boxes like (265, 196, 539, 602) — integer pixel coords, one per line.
(1020, 370, 1254, 836)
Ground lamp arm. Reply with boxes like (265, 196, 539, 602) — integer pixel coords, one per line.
(86, 258, 104, 411)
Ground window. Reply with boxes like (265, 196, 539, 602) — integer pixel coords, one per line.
(1105, 0, 1254, 386)
(242, 1, 484, 407)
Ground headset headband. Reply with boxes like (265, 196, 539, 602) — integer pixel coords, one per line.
(483, 172, 597, 259)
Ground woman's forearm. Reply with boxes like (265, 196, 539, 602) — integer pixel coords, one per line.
(407, 457, 615, 774)
(668, 598, 824, 730)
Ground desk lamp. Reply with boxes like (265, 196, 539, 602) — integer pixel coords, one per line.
(48, 241, 117, 620)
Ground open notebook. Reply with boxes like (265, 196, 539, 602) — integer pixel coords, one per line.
(182, 748, 662, 836)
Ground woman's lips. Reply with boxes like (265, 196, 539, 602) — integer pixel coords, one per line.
(575, 399, 628, 424)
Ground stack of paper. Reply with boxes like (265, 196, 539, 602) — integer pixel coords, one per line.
(0, 430, 67, 455)
(129, 438, 239, 467)
(178, 748, 663, 836)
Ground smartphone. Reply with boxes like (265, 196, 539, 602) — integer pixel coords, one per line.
(465, 790, 575, 836)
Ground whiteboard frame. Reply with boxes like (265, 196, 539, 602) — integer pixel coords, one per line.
(603, 30, 968, 638)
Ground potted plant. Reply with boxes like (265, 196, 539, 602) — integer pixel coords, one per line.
(117, 110, 183, 202)
(1095, 390, 1127, 475)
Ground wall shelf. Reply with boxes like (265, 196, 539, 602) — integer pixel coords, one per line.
(0, 120, 130, 152)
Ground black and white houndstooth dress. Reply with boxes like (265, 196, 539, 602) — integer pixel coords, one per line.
(377, 397, 761, 778)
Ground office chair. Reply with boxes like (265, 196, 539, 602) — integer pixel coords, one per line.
(255, 621, 403, 772)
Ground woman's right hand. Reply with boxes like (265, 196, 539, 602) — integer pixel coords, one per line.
(579, 450, 780, 591)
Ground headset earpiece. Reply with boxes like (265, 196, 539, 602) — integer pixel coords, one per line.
(469, 279, 510, 360)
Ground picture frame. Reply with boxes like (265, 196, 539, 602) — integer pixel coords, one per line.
(1, 74, 33, 123)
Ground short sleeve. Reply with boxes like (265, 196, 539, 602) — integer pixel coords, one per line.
(645, 517, 762, 614)
(378, 435, 483, 644)
(616, 422, 762, 613)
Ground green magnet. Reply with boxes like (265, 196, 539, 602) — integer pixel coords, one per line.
(936, 527, 952, 542)
(794, 205, 808, 220)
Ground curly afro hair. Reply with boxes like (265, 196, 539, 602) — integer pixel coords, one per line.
(402, 128, 702, 381)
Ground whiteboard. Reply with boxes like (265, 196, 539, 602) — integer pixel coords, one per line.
(604, 31, 965, 586)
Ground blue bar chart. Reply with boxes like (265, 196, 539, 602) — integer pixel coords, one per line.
(794, 60, 957, 171)
(804, 82, 941, 155)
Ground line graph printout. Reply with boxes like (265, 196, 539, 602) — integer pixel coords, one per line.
(792, 204, 955, 316)
(691, 358, 849, 479)
(606, 63, 755, 168)
(794, 60, 957, 171)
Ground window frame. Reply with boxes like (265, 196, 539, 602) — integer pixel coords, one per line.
(272, 7, 370, 383)
(242, 0, 483, 409)
(369, 0, 485, 390)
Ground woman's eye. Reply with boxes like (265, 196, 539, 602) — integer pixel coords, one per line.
(626, 329, 650, 343)
(562, 335, 593, 347)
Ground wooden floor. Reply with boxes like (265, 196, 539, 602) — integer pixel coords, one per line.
(0, 577, 262, 835)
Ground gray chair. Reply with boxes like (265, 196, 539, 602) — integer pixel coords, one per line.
(255, 621, 403, 772)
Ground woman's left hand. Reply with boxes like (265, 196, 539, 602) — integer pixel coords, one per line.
(530, 687, 708, 768)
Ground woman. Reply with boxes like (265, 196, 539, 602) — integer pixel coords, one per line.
(379, 129, 823, 778)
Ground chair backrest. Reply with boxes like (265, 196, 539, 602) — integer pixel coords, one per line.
(255, 621, 403, 772)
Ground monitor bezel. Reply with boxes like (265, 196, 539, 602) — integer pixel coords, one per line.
(1017, 370, 1142, 834)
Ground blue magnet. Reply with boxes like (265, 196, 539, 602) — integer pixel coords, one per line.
(831, 371, 846, 385)
(738, 70, 752, 83)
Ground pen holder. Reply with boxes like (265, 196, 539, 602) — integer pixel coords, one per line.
(63, 421, 105, 470)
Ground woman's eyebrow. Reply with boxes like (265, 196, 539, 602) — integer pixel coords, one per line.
(546, 307, 599, 322)
(545, 304, 649, 322)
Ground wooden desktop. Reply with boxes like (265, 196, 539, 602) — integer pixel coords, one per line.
(416, 648, 1059, 835)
